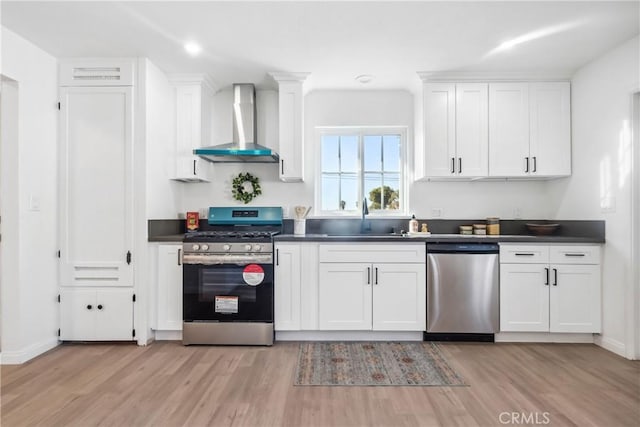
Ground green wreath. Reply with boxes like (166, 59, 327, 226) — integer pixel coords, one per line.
(232, 172, 262, 204)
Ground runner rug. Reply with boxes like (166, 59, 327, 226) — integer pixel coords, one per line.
(294, 341, 467, 386)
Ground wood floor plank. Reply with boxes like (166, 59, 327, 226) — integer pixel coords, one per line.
(1, 341, 638, 427)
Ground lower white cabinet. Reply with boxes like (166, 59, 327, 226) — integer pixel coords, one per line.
(59, 288, 134, 341)
(156, 244, 183, 331)
(500, 244, 601, 333)
(274, 244, 302, 330)
(318, 244, 426, 332)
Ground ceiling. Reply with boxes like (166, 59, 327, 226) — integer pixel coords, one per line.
(2, 1, 639, 91)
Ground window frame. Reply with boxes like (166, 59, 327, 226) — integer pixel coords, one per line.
(314, 126, 408, 217)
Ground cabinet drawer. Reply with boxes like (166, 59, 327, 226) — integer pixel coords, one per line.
(319, 244, 425, 264)
(500, 245, 549, 263)
(550, 245, 600, 265)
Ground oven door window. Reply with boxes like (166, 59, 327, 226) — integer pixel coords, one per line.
(183, 264, 273, 322)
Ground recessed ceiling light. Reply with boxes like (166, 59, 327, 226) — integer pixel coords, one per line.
(355, 74, 374, 84)
(184, 41, 202, 56)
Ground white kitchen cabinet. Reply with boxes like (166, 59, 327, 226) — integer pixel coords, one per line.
(318, 244, 426, 331)
(499, 244, 601, 333)
(270, 72, 309, 182)
(59, 288, 134, 341)
(489, 82, 570, 177)
(420, 83, 488, 178)
(274, 244, 302, 330)
(156, 244, 183, 331)
(171, 76, 215, 182)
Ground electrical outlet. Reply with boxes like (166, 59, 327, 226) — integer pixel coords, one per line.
(431, 208, 443, 218)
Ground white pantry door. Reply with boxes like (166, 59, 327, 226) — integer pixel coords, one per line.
(58, 87, 134, 287)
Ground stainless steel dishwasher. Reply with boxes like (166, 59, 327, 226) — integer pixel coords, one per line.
(426, 243, 499, 335)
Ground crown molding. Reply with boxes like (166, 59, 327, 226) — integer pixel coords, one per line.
(417, 70, 573, 83)
(268, 72, 311, 83)
(167, 73, 219, 92)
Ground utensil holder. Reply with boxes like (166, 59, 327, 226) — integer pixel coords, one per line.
(294, 219, 306, 235)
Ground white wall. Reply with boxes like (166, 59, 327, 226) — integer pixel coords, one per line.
(181, 88, 552, 220)
(0, 28, 59, 363)
(547, 35, 640, 357)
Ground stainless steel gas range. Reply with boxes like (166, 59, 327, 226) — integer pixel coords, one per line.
(181, 207, 282, 346)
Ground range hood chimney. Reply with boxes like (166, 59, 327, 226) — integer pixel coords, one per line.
(194, 83, 279, 163)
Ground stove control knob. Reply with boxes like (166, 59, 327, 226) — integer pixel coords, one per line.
(244, 244, 252, 251)
(192, 244, 200, 251)
(253, 244, 262, 252)
(201, 244, 209, 251)
(223, 244, 231, 252)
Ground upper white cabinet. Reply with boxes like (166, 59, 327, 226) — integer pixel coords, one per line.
(170, 75, 215, 182)
(489, 82, 571, 177)
(270, 72, 309, 182)
(421, 83, 488, 178)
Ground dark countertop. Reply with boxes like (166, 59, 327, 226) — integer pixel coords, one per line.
(273, 234, 605, 244)
(148, 234, 185, 243)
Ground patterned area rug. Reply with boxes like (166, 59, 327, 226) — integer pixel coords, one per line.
(295, 341, 466, 386)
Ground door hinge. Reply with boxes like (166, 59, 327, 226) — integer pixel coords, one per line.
(132, 329, 136, 338)
(57, 102, 61, 110)
(57, 294, 60, 303)
(126, 251, 132, 265)
(57, 328, 60, 337)
(132, 294, 136, 303)
(57, 250, 61, 258)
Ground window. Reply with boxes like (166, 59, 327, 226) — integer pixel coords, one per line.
(317, 128, 406, 215)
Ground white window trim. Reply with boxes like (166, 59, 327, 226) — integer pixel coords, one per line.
(314, 126, 409, 217)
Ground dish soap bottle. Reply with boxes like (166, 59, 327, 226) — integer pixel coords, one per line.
(409, 215, 419, 233)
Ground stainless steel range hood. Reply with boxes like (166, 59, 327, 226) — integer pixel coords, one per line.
(194, 83, 279, 163)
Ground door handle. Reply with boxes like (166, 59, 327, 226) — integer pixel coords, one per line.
(544, 267, 549, 286)
(193, 159, 197, 176)
(525, 157, 530, 173)
(276, 249, 279, 266)
(367, 267, 371, 284)
(458, 158, 462, 174)
(532, 156, 537, 173)
(553, 268, 558, 286)
(281, 159, 284, 174)
(178, 248, 182, 266)
(451, 158, 455, 174)
(375, 267, 379, 285)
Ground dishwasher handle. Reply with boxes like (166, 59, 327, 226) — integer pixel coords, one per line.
(427, 243, 499, 254)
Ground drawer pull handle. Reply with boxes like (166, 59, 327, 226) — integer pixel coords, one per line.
(564, 253, 586, 257)
(544, 267, 549, 286)
(553, 268, 558, 286)
(515, 253, 535, 256)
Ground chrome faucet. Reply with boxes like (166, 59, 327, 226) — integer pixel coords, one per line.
(361, 198, 371, 232)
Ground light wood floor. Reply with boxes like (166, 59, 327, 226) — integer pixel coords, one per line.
(1, 341, 638, 427)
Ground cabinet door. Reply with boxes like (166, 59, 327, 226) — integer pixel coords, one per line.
(499, 264, 549, 332)
(274, 244, 302, 330)
(456, 83, 488, 177)
(156, 245, 183, 330)
(277, 80, 305, 182)
(60, 289, 97, 341)
(529, 82, 571, 177)
(94, 288, 134, 340)
(58, 87, 134, 287)
(319, 263, 372, 330)
(174, 83, 212, 182)
(373, 263, 426, 331)
(489, 83, 530, 177)
(550, 264, 601, 333)
(424, 83, 456, 177)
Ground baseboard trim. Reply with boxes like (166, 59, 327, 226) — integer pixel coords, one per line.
(495, 332, 594, 343)
(276, 331, 424, 341)
(594, 335, 627, 358)
(154, 330, 182, 341)
(0, 338, 60, 365)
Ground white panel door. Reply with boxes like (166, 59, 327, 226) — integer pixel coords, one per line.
(499, 264, 550, 332)
(455, 83, 488, 177)
(94, 288, 134, 340)
(58, 87, 134, 287)
(489, 83, 530, 177)
(156, 245, 183, 330)
(550, 264, 601, 333)
(274, 244, 302, 331)
(59, 289, 96, 341)
(424, 83, 456, 177)
(373, 263, 426, 331)
(529, 82, 571, 177)
(319, 263, 372, 330)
